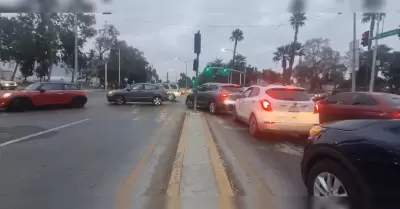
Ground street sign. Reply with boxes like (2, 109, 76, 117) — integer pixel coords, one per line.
(372, 29, 400, 40)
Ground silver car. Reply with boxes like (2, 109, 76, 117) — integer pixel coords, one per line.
(107, 83, 167, 105)
(159, 83, 181, 101)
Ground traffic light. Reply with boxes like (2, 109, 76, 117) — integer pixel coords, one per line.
(205, 65, 210, 72)
(223, 67, 227, 72)
(194, 31, 201, 54)
(361, 31, 369, 47)
(193, 58, 199, 72)
(192, 76, 196, 83)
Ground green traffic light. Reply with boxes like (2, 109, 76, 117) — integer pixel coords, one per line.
(223, 68, 227, 72)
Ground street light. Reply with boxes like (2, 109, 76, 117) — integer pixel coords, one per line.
(175, 58, 193, 88)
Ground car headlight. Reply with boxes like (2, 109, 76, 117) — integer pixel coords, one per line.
(107, 91, 114, 95)
(2, 92, 12, 98)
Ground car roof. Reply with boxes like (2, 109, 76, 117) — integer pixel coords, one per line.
(250, 83, 306, 91)
(38, 81, 76, 85)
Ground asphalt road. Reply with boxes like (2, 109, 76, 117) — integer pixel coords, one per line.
(205, 113, 308, 209)
(0, 92, 186, 209)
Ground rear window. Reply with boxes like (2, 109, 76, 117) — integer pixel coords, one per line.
(170, 84, 178, 89)
(381, 94, 400, 106)
(221, 85, 243, 93)
(265, 88, 310, 101)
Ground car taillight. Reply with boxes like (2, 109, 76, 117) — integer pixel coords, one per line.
(392, 112, 400, 118)
(162, 89, 167, 94)
(309, 125, 326, 141)
(313, 103, 319, 114)
(220, 92, 229, 99)
(260, 100, 272, 111)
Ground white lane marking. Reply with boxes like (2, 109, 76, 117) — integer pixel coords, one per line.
(132, 117, 140, 120)
(0, 119, 90, 147)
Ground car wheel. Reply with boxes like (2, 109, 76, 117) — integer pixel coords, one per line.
(249, 114, 260, 137)
(306, 159, 363, 208)
(71, 96, 86, 108)
(186, 98, 194, 108)
(114, 96, 125, 105)
(208, 102, 217, 114)
(232, 106, 239, 122)
(7, 97, 31, 112)
(153, 96, 163, 106)
(168, 93, 175, 101)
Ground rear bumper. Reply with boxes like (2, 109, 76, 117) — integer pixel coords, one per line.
(217, 100, 235, 112)
(259, 122, 318, 134)
(0, 86, 17, 90)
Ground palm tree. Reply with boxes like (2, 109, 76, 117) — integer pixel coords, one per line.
(362, 13, 386, 50)
(272, 45, 290, 81)
(229, 29, 244, 65)
(287, 13, 307, 84)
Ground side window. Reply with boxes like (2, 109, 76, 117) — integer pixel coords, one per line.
(64, 84, 79, 90)
(243, 88, 253, 97)
(249, 87, 260, 97)
(198, 85, 207, 91)
(40, 83, 64, 90)
(131, 85, 143, 90)
(351, 94, 377, 106)
(144, 84, 157, 90)
(162, 84, 170, 89)
(326, 93, 348, 104)
(207, 85, 218, 91)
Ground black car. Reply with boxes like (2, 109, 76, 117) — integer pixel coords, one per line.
(301, 119, 400, 209)
(185, 83, 243, 114)
(107, 83, 167, 105)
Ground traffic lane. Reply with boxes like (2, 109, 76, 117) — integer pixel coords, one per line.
(0, 103, 181, 209)
(205, 113, 307, 197)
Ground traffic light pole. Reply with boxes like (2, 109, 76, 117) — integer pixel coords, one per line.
(369, 18, 381, 92)
(194, 53, 199, 112)
(351, 12, 356, 93)
(193, 30, 201, 112)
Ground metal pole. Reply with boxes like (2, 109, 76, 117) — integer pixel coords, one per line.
(194, 53, 199, 112)
(118, 47, 121, 88)
(239, 73, 242, 85)
(74, 13, 79, 86)
(351, 12, 356, 93)
(369, 17, 380, 92)
(244, 68, 247, 85)
(105, 62, 108, 91)
(185, 62, 188, 88)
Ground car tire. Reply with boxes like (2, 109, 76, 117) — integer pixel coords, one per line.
(168, 93, 175, 101)
(208, 102, 217, 114)
(114, 96, 125, 105)
(306, 159, 365, 209)
(7, 97, 32, 112)
(186, 98, 194, 109)
(249, 114, 261, 137)
(71, 96, 87, 108)
(232, 106, 239, 122)
(152, 96, 163, 106)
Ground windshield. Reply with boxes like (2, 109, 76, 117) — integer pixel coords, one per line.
(221, 85, 243, 93)
(24, 83, 41, 91)
(266, 88, 310, 101)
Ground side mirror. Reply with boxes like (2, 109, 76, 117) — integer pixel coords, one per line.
(126, 88, 131, 91)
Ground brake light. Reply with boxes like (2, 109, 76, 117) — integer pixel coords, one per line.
(260, 100, 272, 111)
(162, 89, 167, 94)
(392, 112, 400, 118)
(220, 92, 229, 99)
(313, 103, 319, 114)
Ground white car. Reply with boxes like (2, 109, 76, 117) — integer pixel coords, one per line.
(233, 84, 319, 137)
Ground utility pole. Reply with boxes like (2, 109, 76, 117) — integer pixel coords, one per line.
(74, 13, 79, 86)
(351, 12, 356, 92)
(185, 62, 188, 88)
(118, 46, 121, 88)
(167, 72, 169, 82)
(369, 17, 381, 92)
(105, 61, 108, 91)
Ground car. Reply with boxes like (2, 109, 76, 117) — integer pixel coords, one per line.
(107, 83, 167, 106)
(185, 83, 243, 114)
(310, 93, 330, 102)
(0, 81, 87, 111)
(233, 84, 319, 137)
(318, 92, 400, 124)
(159, 83, 181, 101)
(302, 119, 400, 209)
(0, 77, 18, 90)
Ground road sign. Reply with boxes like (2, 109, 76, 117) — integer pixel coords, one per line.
(372, 29, 400, 40)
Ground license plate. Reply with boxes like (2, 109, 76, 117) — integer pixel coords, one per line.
(288, 106, 299, 112)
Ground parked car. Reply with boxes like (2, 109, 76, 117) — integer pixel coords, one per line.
(318, 92, 400, 124)
(311, 93, 330, 102)
(107, 83, 167, 106)
(0, 81, 87, 111)
(0, 77, 18, 90)
(185, 83, 243, 114)
(302, 119, 400, 209)
(233, 84, 319, 137)
(159, 83, 180, 101)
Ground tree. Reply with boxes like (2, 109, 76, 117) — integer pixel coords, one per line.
(262, 69, 281, 83)
(272, 45, 290, 79)
(229, 29, 244, 71)
(361, 13, 386, 51)
(95, 23, 119, 60)
(287, 13, 307, 84)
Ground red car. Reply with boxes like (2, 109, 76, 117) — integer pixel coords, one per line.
(318, 92, 400, 123)
(0, 82, 88, 111)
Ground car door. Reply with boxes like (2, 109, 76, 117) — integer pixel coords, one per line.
(62, 84, 80, 104)
(319, 93, 351, 123)
(242, 87, 260, 119)
(203, 84, 219, 104)
(236, 87, 253, 119)
(33, 83, 65, 105)
(143, 84, 158, 101)
(126, 84, 144, 102)
(349, 93, 383, 119)
(196, 84, 208, 107)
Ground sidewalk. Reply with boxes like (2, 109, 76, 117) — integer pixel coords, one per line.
(166, 112, 235, 209)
